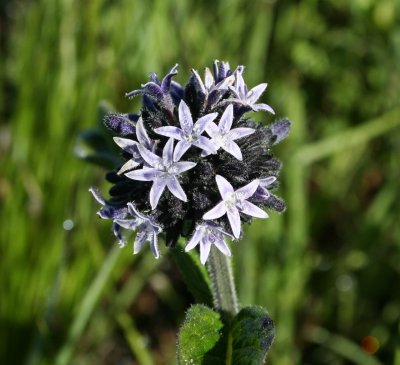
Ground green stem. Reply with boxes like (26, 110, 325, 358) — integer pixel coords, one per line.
(206, 247, 239, 318)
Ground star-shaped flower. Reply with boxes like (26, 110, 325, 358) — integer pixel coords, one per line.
(125, 138, 196, 209)
(155, 100, 218, 161)
(204, 104, 255, 160)
(185, 222, 233, 264)
(228, 66, 275, 114)
(89, 187, 128, 245)
(203, 175, 268, 238)
(114, 203, 162, 258)
(113, 118, 155, 174)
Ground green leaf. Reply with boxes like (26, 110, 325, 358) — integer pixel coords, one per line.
(177, 305, 224, 365)
(170, 241, 213, 306)
(230, 306, 275, 365)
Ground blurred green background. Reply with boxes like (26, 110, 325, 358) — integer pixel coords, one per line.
(1, 0, 400, 364)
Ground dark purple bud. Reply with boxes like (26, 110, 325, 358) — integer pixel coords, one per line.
(268, 119, 291, 145)
(104, 114, 136, 136)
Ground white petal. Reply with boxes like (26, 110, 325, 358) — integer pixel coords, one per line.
(193, 136, 217, 154)
(150, 233, 160, 259)
(227, 208, 241, 239)
(193, 112, 218, 135)
(154, 126, 184, 140)
(178, 100, 194, 134)
(113, 137, 137, 153)
(203, 201, 227, 220)
(247, 83, 267, 104)
(166, 176, 187, 202)
(173, 161, 197, 174)
(199, 239, 212, 265)
(235, 179, 260, 200)
(127, 202, 147, 221)
(219, 104, 234, 134)
(150, 179, 167, 209)
(259, 176, 277, 187)
(138, 145, 162, 167)
(173, 140, 191, 161)
(89, 187, 105, 205)
(252, 103, 275, 114)
(163, 138, 174, 165)
(213, 237, 231, 257)
(240, 200, 269, 218)
(125, 168, 162, 181)
(191, 69, 206, 94)
(228, 127, 255, 141)
(136, 118, 153, 149)
(204, 122, 220, 139)
(117, 159, 140, 175)
(204, 67, 214, 90)
(222, 140, 242, 160)
(185, 227, 203, 252)
(215, 175, 234, 199)
(133, 231, 148, 254)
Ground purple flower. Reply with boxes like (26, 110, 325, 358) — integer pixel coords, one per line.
(228, 66, 275, 114)
(113, 118, 155, 174)
(125, 138, 196, 209)
(203, 175, 268, 238)
(204, 104, 255, 160)
(253, 176, 276, 201)
(155, 100, 218, 161)
(114, 203, 162, 258)
(185, 222, 233, 264)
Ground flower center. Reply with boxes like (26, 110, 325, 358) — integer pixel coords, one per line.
(225, 192, 237, 209)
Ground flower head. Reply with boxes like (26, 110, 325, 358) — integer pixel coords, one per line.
(89, 61, 290, 263)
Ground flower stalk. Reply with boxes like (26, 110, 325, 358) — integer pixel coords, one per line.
(207, 246, 239, 318)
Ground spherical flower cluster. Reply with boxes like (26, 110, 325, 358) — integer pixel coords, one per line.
(90, 61, 290, 264)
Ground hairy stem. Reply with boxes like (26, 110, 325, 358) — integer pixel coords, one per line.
(206, 247, 239, 318)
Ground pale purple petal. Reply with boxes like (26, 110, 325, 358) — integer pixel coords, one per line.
(150, 179, 167, 209)
(155, 126, 184, 140)
(178, 100, 194, 134)
(173, 161, 197, 174)
(228, 127, 255, 141)
(166, 176, 187, 202)
(193, 136, 217, 154)
(252, 103, 275, 114)
(191, 69, 206, 94)
(247, 83, 267, 104)
(117, 159, 140, 175)
(215, 74, 235, 90)
(137, 145, 162, 167)
(150, 233, 160, 258)
(125, 168, 162, 181)
(213, 237, 231, 257)
(222, 140, 243, 160)
(162, 138, 174, 165)
(215, 175, 234, 199)
(219, 104, 234, 134)
(173, 140, 191, 161)
(133, 231, 148, 254)
(227, 207, 241, 238)
(136, 118, 153, 149)
(205, 122, 220, 138)
(127, 202, 147, 221)
(114, 218, 139, 230)
(185, 228, 203, 251)
(203, 201, 227, 220)
(204, 67, 214, 90)
(240, 200, 269, 218)
(113, 137, 138, 153)
(260, 176, 277, 187)
(89, 187, 105, 205)
(235, 68, 247, 97)
(193, 113, 218, 135)
(199, 239, 212, 265)
(235, 179, 260, 200)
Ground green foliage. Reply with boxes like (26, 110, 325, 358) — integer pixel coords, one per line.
(177, 305, 275, 365)
(170, 241, 213, 306)
(177, 305, 224, 365)
(231, 306, 275, 365)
